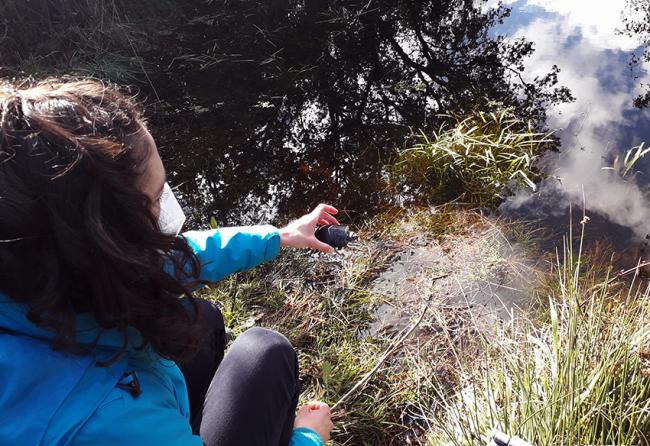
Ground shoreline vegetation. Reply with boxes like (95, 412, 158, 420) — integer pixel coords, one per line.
(201, 204, 650, 445)
(200, 112, 650, 445)
(390, 110, 552, 208)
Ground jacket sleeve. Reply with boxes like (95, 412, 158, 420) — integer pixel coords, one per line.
(171, 225, 281, 284)
(290, 427, 325, 446)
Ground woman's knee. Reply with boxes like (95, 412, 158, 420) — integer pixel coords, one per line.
(235, 327, 297, 378)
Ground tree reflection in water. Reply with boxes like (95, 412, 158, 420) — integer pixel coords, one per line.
(0, 0, 572, 225)
(622, 0, 650, 108)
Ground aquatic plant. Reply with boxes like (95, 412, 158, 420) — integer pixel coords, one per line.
(606, 142, 650, 179)
(391, 110, 553, 207)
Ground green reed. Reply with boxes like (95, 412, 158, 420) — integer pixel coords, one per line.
(392, 110, 553, 207)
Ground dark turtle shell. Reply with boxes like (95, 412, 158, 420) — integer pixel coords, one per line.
(315, 224, 354, 248)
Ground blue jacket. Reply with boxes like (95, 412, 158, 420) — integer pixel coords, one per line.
(0, 226, 323, 446)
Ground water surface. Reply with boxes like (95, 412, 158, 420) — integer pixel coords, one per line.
(146, 1, 650, 256)
(497, 0, 650, 252)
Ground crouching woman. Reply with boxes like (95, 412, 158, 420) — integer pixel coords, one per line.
(0, 79, 335, 445)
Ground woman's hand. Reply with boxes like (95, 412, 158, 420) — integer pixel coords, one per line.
(279, 204, 339, 253)
(294, 401, 334, 443)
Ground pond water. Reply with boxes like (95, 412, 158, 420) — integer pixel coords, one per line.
(496, 0, 650, 252)
(145, 1, 650, 256)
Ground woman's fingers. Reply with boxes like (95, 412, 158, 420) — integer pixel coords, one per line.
(303, 401, 331, 412)
(320, 212, 339, 225)
(312, 203, 338, 215)
(317, 402, 331, 414)
(296, 402, 328, 418)
(296, 405, 311, 417)
(310, 204, 339, 228)
(294, 401, 334, 443)
(280, 204, 340, 252)
(310, 204, 339, 225)
(316, 214, 338, 227)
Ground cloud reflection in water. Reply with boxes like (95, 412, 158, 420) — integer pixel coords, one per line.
(497, 0, 650, 241)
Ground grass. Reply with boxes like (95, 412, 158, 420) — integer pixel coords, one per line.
(195, 106, 650, 444)
(199, 207, 650, 445)
(606, 142, 650, 179)
(390, 110, 553, 208)
(200, 223, 400, 443)
(199, 206, 477, 444)
(425, 223, 650, 446)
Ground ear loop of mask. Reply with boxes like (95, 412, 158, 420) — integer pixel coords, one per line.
(158, 182, 186, 236)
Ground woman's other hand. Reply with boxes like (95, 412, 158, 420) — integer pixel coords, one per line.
(294, 401, 334, 443)
(279, 204, 339, 253)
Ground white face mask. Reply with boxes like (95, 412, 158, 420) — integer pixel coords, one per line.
(158, 182, 186, 236)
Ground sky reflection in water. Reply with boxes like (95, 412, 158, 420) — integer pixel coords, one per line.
(496, 0, 650, 248)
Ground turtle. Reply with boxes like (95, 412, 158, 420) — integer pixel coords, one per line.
(315, 224, 356, 249)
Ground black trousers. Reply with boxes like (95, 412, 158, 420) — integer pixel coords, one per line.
(178, 299, 300, 446)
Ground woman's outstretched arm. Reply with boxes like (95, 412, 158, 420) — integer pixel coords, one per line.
(173, 204, 339, 285)
(182, 224, 281, 283)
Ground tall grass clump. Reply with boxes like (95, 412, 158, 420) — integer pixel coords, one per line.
(607, 142, 650, 179)
(391, 110, 553, 207)
(427, 226, 650, 446)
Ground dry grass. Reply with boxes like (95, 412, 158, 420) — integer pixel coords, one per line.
(424, 232, 650, 445)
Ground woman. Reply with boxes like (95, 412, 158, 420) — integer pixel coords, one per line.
(0, 79, 335, 445)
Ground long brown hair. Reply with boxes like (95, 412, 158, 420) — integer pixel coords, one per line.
(0, 78, 204, 365)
